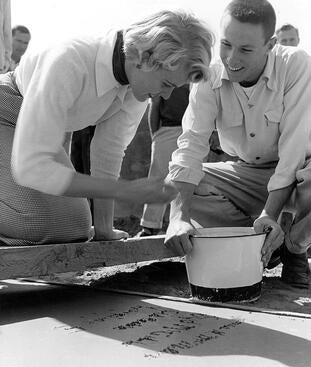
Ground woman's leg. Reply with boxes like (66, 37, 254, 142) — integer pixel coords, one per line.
(0, 123, 92, 246)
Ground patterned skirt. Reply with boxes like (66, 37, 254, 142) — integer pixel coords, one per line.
(0, 72, 92, 245)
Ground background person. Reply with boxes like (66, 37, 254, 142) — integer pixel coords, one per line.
(165, 0, 311, 289)
(276, 23, 299, 47)
(10, 24, 31, 70)
(0, 10, 214, 246)
(136, 85, 189, 237)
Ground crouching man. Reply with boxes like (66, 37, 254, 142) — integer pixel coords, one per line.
(165, 0, 311, 289)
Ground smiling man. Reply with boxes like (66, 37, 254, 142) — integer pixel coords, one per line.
(165, 0, 311, 289)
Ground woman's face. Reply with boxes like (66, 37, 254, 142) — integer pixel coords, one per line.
(127, 63, 189, 102)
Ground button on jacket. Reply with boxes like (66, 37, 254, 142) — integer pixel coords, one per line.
(12, 30, 148, 195)
(169, 45, 311, 192)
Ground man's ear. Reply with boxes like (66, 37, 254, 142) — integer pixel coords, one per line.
(267, 36, 277, 51)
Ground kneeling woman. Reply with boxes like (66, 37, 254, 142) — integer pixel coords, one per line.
(0, 10, 214, 245)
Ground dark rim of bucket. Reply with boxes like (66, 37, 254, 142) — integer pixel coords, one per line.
(190, 281, 262, 303)
(191, 231, 265, 239)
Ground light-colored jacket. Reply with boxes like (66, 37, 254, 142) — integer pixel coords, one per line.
(12, 30, 147, 195)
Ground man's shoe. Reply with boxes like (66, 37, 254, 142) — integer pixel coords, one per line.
(135, 227, 161, 237)
(280, 244, 310, 289)
(266, 247, 281, 270)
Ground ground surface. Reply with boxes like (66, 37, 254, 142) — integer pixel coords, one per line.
(42, 254, 311, 315)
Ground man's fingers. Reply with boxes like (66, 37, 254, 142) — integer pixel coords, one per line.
(262, 227, 283, 252)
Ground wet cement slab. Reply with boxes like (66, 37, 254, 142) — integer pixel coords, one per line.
(0, 279, 310, 367)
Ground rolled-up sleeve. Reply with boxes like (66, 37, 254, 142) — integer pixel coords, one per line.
(12, 47, 82, 195)
(168, 81, 217, 185)
(90, 92, 147, 179)
(268, 50, 311, 192)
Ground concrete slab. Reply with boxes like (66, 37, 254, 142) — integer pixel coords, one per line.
(1, 280, 310, 367)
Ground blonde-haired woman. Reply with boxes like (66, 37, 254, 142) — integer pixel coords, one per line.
(0, 9, 214, 245)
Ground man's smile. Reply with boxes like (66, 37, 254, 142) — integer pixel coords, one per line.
(227, 64, 244, 72)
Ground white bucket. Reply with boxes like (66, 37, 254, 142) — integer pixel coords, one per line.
(185, 227, 266, 303)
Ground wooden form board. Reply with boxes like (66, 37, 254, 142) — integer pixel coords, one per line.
(0, 235, 176, 280)
(0, 212, 294, 281)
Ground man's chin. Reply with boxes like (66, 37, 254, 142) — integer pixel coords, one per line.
(225, 69, 245, 83)
(228, 75, 245, 84)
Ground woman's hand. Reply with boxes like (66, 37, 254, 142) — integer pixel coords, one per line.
(164, 219, 195, 256)
(117, 177, 177, 205)
(253, 214, 284, 267)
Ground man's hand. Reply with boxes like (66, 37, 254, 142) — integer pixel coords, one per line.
(164, 219, 195, 256)
(253, 214, 284, 267)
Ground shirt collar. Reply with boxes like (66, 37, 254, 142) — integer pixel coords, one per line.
(211, 60, 230, 90)
(211, 50, 277, 92)
(260, 50, 277, 91)
(95, 29, 129, 101)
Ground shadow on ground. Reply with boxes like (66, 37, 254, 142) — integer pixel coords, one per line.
(45, 259, 311, 315)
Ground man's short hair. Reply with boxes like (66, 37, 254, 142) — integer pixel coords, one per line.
(225, 0, 276, 42)
(12, 25, 31, 36)
(276, 23, 299, 38)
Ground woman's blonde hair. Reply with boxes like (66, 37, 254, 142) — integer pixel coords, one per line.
(123, 10, 214, 83)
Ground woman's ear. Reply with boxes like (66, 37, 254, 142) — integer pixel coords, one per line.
(141, 50, 152, 64)
(136, 50, 153, 71)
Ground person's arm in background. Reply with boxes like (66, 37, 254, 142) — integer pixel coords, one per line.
(148, 96, 161, 136)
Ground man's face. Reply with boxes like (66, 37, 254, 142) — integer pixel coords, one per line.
(12, 31, 31, 62)
(128, 64, 189, 102)
(220, 14, 274, 85)
(277, 29, 299, 47)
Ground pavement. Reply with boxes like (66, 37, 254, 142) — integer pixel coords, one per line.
(1, 278, 311, 367)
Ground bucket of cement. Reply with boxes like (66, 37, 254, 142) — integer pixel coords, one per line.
(185, 227, 266, 303)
